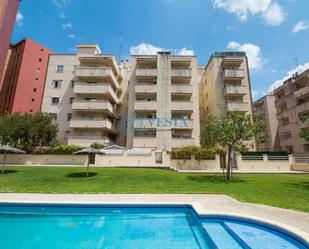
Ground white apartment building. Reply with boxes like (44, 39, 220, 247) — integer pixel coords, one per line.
(41, 45, 127, 146)
(42, 46, 254, 150)
(126, 52, 201, 151)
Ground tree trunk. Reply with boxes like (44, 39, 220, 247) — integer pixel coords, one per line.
(86, 154, 90, 177)
(226, 146, 232, 181)
(1, 152, 7, 174)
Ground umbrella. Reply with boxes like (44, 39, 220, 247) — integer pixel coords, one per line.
(0, 145, 26, 174)
(73, 147, 104, 176)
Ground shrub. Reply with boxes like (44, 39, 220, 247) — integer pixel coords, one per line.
(171, 146, 222, 160)
(91, 143, 107, 149)
(47, 144, 84, 155)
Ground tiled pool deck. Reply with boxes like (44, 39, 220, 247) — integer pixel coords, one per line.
(0, 194, 308, 243)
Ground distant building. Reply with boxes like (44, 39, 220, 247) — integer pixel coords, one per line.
(0, 38, 53, 115)
(273, 69, 309, 156)
(253, 93, 280, 151)
(0, 0, 21, 88)
(199, 52, 255, 150)
(41, 44, 127, 146)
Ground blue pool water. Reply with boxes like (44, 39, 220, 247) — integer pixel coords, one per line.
(0, 204, 307, 249)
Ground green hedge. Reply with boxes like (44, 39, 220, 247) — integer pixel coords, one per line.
(171, 146, 224, 160)
(46, 145, 84, 155)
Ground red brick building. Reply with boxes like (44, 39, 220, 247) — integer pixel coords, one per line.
(0, 38, 53, 115)
(0, 0, 21, 88)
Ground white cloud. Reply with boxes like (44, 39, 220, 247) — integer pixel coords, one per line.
(227, 41, 264, 70)
(212, 0, 285, 26)
(262, 3, 285, 26)
(60, 14, 66, 18)
(292, 21, 309, 33)
(177, 48, 194, 56)
(67, 34, 76, 39)
(130, 43, 194, 56)
(62, 23, 72, 29)
(268, 62, 309, 92)
(53, 0, 70, 8)
(16, 11, 24, 25)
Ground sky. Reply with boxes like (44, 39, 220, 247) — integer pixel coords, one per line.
(12, 0, 309, 101)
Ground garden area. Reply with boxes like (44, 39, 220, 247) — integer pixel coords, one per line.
(0, 167, 308, 213)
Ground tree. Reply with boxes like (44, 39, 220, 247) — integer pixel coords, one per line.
(299, 115, 309, 142)
(201, 112, 265, 181)
(0, 113, 58, 153)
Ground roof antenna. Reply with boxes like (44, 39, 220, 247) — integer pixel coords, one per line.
(294, 58, 302, 74)
(119, 32, 123, 62)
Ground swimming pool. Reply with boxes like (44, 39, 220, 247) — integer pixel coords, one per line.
(0, 204, 307, 249)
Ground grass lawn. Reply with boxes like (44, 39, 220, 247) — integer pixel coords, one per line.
(0, 166, 308, 213)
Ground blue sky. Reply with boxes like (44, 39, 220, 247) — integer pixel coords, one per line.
(13, 0, 309, 100)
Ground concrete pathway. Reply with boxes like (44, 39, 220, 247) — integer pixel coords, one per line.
(0, 194, 308, 243)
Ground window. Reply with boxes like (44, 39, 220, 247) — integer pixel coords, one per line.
(73, 65, 78, 72)
(29, 109, 33, 113)
(40, 48, 44, 52)
(33, 88, 37, 92)
(69, 97, 74, 104)
(282, 117, 289, 126)
(35, 78, 39, 83)
(56, 65, 64, 73)
(31, 98, 35, 102)
(67, 113, 72, 121)
(83, 114, 95, 120)
(39, 58, 42, 62)
(280, 132, 292, 140)
(52, 80, 62, 88)
(51, 97, 60, 104)
(50, 113, 57, 121)
(36, 68, 40, 72)
(71, 80, 75, 88)
(85, 97, 96, 102)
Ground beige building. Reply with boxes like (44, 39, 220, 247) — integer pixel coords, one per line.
(41, 44, 128, 146)
(42, 47, 255, 150)
(253, 93, 280, 151)
(273, 69, 309, 156)
(126, 52, 201, 150)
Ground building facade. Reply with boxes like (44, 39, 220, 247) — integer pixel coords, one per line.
(199, 52, 255, 149)
(0, 0, 20, 88)
(253, 93, 280, 151)
(126, 52, 201, 150)
(0, 38, 53, 115)
(41, 45, 128, 146)
(274, 69, 309, 156)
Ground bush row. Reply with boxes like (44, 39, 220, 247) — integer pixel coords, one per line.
(171, 146, 225, 160)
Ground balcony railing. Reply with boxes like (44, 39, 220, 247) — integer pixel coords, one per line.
(171, 69, 192, 78)
(68, 136, 111, 146)
(135, 84, 157, 93)
(296, 102, 309, 114)
(136, 68, 157, 77)
(171, 101, 194, 111)
(171, 84, 193, 94)
(294, 86, 309, 99)
(70, 118, 116, 132)
(134, 101, 157, 111)
(223, 69, 245, 80)
(72, 100, 116, 115)
(224, 85, 247, 96)
(75, 67, 119, 89)
(74, 83, 119, 103)
(226, 101, 249, 112)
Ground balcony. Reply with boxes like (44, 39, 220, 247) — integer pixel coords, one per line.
(171, 119, 194, 129)
(171, 84, 193, 94)
(226, 101, 249, 112)
(171, 138, 195, 147)
(223, 69, 245, 80)
(68, 136, 112, 146)
(74, 83, 119, 103)
(136, 68, 157, 77)
(72, 100, 116, 115)
(171, 101, 194, 112)
(135, 84, 157, 93)
(296, 102, 309, 114)
(134, 101, 157, 111)
(171, 69, 192, 78)
(70, 119, 116, 132)
(75, 67, 119, 89)
(224, 85, 247, 96)
(294, 86, 309, 99)
(221, 58, 243, 68)
(132, 137, 157, 148)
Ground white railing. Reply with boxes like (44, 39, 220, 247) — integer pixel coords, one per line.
(294, 157, 309, 164)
